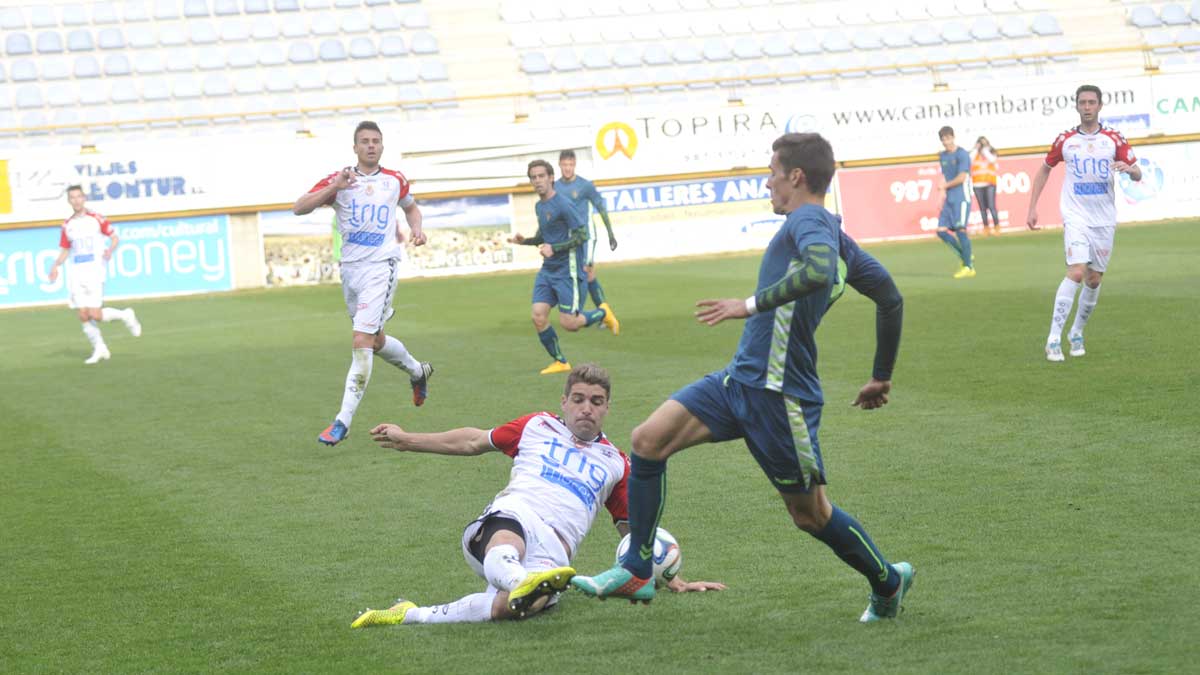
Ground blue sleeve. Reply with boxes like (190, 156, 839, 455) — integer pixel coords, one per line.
(957, 149, 971, 177)
(839, 231, 903, 381)
(586, 181, 607, 214)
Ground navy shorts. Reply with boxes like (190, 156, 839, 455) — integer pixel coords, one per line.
(532, 268, 586, 314)
(938, 199, 970, 231)
(671, 370, 826, 493)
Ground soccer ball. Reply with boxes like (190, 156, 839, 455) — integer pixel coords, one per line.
(615, 527, 682, 587)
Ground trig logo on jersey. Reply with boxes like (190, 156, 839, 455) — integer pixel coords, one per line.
(347, 200, 391, 229)
(596, 122, 638, 160)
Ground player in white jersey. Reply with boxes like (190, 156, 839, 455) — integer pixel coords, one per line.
(351, 364, 724, 627)
(1027, 85, 1142, 362)
(293, 121, 434, 446)
(46, 185, 141, 364)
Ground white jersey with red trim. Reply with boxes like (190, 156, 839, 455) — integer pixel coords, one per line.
(1044, 125, 1136, 228)
(487, 411, 630, 556)
(59, 211, 114, 280)
(307, 166, 415, 264)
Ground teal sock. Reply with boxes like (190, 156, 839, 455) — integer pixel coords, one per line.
(956, 230, 973, 267)
(588, 279, 606, 306)
(581, 308, 606, 327)
(537, 327, 565, 362)
(936, 230, 962, 257)
(812, 505, 900, 596)
(620, 454, 666, 580)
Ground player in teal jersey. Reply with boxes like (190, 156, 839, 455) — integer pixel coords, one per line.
(509, 160, 618, 375)
(557, 150, 621, 333)
(935, 126, 976, 279)
(572, 133, 915, 623)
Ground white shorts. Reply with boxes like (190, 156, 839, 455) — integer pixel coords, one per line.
(339, 259, 398, 334)
(68, 275, 104, 309)
(1063, 222, 1115, 273)
(460, 495, 570, 592)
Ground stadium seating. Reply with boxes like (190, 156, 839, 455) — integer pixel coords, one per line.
(1, 0, 1198, 146)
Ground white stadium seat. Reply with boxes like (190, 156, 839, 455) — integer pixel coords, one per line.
(134, 52, 165, 74)
(68, 29, 95, 52)
(11, 60, 38, 82)
(1, 8, 25, 30)
(30, 6, 57, 28)
(214, 0, 240, 15)
(16, 84, 45, 109)
(379, 34, 407, 56)
(349, 37, 377, 59)
(41, 57, 70, 80)
(221, 20, 252, 41)
(104, 53, 133, 76)
(92, 2, 120, 23)
(154, 0, 180, 20)
(37, 31, 64, 54)
(258, 43, 286, 66)
(73, 55, 101, 77)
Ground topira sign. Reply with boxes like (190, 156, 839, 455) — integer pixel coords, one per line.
(589, 75, 1156, 177)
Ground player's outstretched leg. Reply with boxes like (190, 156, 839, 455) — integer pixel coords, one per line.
(351, 598, 417, 628)
(570, 565, 655, 603)
(82, 320, 110, 364)
(507, 566, 576, 617)
(860, 562, 916, 623)
(319, 348, 372, 445)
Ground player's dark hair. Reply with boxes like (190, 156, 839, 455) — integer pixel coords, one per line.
(772, 133, 835, 195)
(558, 149, 576, 161)
(354, 120, 382, 142)
(938, 126, 955, 139)
(66, 184, 84, 195)
(565, 363, 610, 400)
(527, 159, 555, 179)
(1075, 84, 1102, 102)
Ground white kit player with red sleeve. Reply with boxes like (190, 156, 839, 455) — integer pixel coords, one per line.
(48, 187, 142, 365)
(60, 210, 114, 309)
(471, 411, 630, 561)
(1043, 124, 1136, 273)
(1027, 86, 1144, 362)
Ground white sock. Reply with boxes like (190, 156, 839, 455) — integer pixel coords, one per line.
(82, 321, 105, 348)
(1070, 284, 1100, 336)
(1048, 277, 1080, 343)
(404, 591, 496, 624)
(375, 335, 421, 375)
(336, 348, 374, 427)
(100, 307, 129, 322)
(483, 544, 526, 592)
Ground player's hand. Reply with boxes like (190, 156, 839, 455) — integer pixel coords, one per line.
(695, 298, 749, 326)
(508, 233, 525, 244)
(1113, 161, 1133, 174)
(333, 167, 356, 190)
(370, 424, 409, 450)
(608, 236, 618, 251)
(47, 266, 59, 283)
(538, 243, 554, 258)
(667, 576, 727, 593)
(1026, 211, 1040, 230)
(409, 228, 427, 246)
(852, 378, 891, 410)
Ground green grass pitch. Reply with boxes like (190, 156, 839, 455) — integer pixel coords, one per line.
(2, 222, 1197, 673)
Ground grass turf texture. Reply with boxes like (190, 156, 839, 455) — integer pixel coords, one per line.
(2, 222, 1196, 673)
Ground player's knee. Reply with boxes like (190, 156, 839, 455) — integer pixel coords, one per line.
(1066, 267, 1085, 283)
(559, 315, 581, 332)
(630, 423, 669, 461)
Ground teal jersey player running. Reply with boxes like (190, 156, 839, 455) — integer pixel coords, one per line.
(510, 159, 619, 375)
(571, 133, 915, 623)
(557, 150, 620, 323)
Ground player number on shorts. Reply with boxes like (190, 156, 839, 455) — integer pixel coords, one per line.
(889, 179, 933, 203)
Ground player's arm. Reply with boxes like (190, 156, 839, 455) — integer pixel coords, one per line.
(103, 230, 119, 261)
(588, 185, 617, 249)
(46, 247, 70, 283)
(1026, 163, 1053, 230)
(695, 242, 836, 326)
(293, 168, 353, 215)
(399, 195, 425, 246)
(842, 240, 903, 410)
(1113, 139, 1142, 181)
(369, 424, 494, 456)
(551, 208, 588, 253)
(509, 227, 544, 245)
